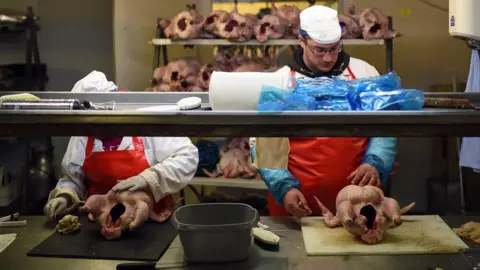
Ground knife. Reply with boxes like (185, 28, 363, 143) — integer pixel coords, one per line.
(116, 262, 156, 270)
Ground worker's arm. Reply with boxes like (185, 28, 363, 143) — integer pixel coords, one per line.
(140, 137, 199, 202)
(362, 137, 397, 185)
(47, 136, 89, 213)
(252, 137, 300, 204)
(360, 64, 397, 185)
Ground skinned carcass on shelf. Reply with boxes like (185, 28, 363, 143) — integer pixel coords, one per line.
(161, 58, 202, 92)
(196, 63, 225, 91)
(339, 5, 362, 39)
(348, 4, 400, 40)
(203, 0, 258, 42)
(270, 0, 301, 39)
(255, 13, 289, 43)
(203, 10, 232, 38)
(145, 66, 168, 92)
(158, 4, 206, 40)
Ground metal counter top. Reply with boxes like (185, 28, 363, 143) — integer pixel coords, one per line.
(0, 92, 479, 137)
(1, 109, 480, 137)
(0, 216, 478, 270)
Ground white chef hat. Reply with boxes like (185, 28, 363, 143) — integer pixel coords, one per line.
(299, 5, 342, 45)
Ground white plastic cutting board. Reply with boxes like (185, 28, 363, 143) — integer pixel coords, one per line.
(301, 215, 468, 255)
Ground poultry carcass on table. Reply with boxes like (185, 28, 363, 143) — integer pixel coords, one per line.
(315, 185, 415, 244)
(162, 58, 202, 91)
(158, 4, 206, 40)
(348, 5, 399, 40)
(270, 0, 301, 39)
(79, 190, 174, 240)
(202, 137, 257, 179)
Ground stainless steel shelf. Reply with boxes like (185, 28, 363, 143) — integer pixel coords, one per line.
(150, 38, 385, 46)
(0, 109, 479, 137)
(1, 92, 479, 137)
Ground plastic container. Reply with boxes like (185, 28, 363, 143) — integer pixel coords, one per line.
(172, 203, 259, 263)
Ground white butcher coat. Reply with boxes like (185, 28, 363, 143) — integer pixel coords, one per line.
(52, 136, 199, 205)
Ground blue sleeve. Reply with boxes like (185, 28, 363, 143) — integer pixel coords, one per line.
(362, 137, 397, 185)
(251, 144, 300, 205)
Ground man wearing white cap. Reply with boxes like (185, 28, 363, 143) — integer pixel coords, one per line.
(253, 6, 397, 218)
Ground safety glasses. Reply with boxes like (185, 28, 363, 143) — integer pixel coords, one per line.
(304, 39, 343, 57)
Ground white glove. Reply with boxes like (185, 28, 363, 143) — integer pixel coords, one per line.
(111, 175, 149, 192)
(44, 197, 69, 220)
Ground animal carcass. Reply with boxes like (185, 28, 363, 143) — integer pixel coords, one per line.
(315, 185, 415, 244)
(162, 58, 202, 91)
(270, 0, 301, 38)
(203, 0, 258, 42)
(159, 4, 204, 40)
(347, 5, 399, 40)
(255, 14, 289, 43)
(202, 138, 257, 179)
(196, 63, 225, 91)
(79, 190, 174, 240)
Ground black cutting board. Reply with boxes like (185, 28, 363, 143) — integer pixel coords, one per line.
(27, 215, 178, 261)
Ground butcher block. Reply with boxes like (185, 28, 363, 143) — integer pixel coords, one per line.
(301, 215, 468, 256)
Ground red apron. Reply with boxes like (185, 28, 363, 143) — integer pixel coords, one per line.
(268, 66, 369, 216)
(83, 137, 174, 220)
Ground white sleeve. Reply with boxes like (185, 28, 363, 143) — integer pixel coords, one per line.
(139, 137, 199, 202)
(55, 136, 88, 200)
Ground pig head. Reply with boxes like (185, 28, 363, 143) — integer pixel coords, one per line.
(79, 190, 170, 240)
(315, 185, 415, 244)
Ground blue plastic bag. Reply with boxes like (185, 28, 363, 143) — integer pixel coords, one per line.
(258, 72, 424, 112)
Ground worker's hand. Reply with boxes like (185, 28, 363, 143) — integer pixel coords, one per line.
(348, 164, 381, 187)
(44, 197, 69, 220)
(283, 188, 312, 218)
(111, 175, 148, 192)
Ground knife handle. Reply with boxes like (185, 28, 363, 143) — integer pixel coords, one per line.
(116, 262, 156, 270)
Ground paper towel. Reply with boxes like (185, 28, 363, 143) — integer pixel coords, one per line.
(71, 70, 117, 93)
(208, 71, 286, 110)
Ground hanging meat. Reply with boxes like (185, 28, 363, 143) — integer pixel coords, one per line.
(196, 63, 225, 91)
(203, 10, 232, 38)
(315, 185, 415, 244)
(270, 0, 301, 39)
(338, 5, 362, 39)
(255, 14, 289, 43)
(162, 58, 202, 91)
(203, 0, 258, 42)
(346, 5, 399, 40)
(202, 138, 257, 179)
(79, 190, 175, 240)
(159, 4, 204, 40)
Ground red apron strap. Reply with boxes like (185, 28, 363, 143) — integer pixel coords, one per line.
(346, 66, 356, 80)
(86, 137, 95, 157)
(289, 69, 296, 88)
(131, 137, 144, 151)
